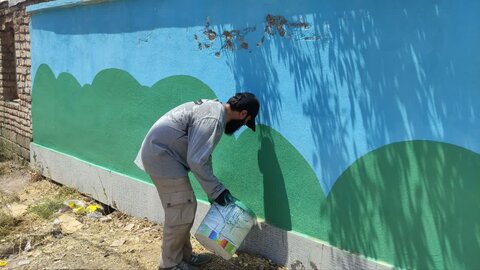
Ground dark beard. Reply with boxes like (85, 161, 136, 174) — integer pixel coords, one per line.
(224, 119, 245, 135)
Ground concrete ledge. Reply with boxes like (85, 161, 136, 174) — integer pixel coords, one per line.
(26, 0, 112, 14)
(30, 143, 392, 270)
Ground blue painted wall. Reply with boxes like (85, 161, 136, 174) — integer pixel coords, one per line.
(29, 0, 480, 194)
(28, 1, 480, 268)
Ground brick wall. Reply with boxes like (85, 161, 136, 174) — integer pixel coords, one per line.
(0, 0, 49, 159)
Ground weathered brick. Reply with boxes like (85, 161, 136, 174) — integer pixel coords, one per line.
(0, 1, 50, 147)
(15, 132, 22, 143)
(7, 129, 16, 142)
(20, 147, 29, 159)
(17, 135, 28, 148)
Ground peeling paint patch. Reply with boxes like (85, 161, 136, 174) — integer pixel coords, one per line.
(205, 30, 217, 41)
(264, 14, 327, 41)
(265, 14, 289, 36)
(220, 28, 254, 52)
(194, 14, 330, 57)
(197, 18, 257, 57)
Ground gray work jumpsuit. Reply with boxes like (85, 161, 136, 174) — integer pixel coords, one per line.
(134, 99, 226, 268)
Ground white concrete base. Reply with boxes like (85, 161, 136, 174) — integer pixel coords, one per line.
(30, 143, 392, 270)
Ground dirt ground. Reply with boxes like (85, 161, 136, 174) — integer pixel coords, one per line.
(0, 156, 287, 270)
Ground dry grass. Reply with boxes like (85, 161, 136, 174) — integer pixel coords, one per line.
(0, 191, 20, 207)
(30, 170, 44, 182)
(0, 159, 9, 176)
(0, 144, 7, 163)
(0, 163, 12, 177)
(0, 140, 12, 163)
(0, 209, 14, 226)
(56, 185, 78, 199)
(28, 199, 65, 220)
(27, 184, 82, 220)
(0, 209, 16, 238)
(0, 190, 21, 238)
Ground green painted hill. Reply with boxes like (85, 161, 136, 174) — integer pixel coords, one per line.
(31, 64, 325, 235)
(32, 64, 480, 269)
(32, 64, 217, 182)
(324, 141, 480, 269)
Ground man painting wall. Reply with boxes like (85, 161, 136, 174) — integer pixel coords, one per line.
(134, 93, 260, 270)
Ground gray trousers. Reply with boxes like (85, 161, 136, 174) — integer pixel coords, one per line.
(150, 175, 197, 268)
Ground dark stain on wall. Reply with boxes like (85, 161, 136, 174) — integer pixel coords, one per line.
(265, 14, 289, 37)
(204, 20, 217, 41)
(220, 28, 255, 52)
(194, 34, 202, 50)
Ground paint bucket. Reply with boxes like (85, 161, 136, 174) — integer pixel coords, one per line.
(194, 201, 256, 260)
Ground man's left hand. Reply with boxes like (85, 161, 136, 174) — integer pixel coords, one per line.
(214, 189, 237, 206)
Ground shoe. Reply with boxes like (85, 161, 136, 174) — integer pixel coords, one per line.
(185, 253, 211, 266)
(159, 261, 199, 270)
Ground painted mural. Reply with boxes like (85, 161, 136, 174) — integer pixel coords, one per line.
(29, 0, 480, 269)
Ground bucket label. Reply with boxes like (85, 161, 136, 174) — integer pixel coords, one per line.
(197, 224, 237, 254)
(196, 203, 255, 256)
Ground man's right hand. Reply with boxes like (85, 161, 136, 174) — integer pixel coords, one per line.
(214, 189, 236, 206)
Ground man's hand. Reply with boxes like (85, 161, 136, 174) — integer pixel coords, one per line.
(214, 189, 236, 206)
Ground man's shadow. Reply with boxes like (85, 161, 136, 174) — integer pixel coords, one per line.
(259, 129, 292, 229)
(257, 127, 291, 264)
(239, 127, 292, 265)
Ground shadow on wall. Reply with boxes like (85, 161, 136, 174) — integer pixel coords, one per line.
(31, 0, 480, 193)
(236, 126, 293, 266)
(225, 0, 480, 193)
(220, 1, 480, 269)
(258, 128, 292, 231)
(258, 128, 291, 265)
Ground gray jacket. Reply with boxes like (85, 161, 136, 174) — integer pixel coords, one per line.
(134, 99, 226, 200)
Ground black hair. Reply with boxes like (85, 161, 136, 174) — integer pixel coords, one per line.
(227, 93, 244, 112)
(227, 92, 259, 115)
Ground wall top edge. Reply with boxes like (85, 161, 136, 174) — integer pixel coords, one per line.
(27, 0, 112, 14)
